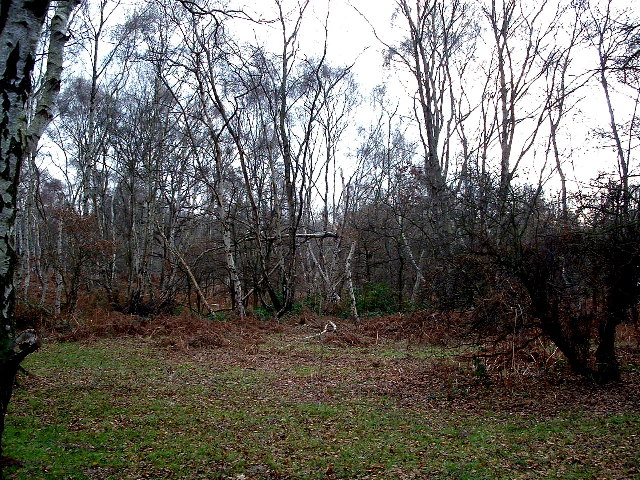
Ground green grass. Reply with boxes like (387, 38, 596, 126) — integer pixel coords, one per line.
(4, 338, 640, 479)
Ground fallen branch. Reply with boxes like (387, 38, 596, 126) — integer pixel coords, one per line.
(156, 222, 215, 316)
(304, 320, 337, 339)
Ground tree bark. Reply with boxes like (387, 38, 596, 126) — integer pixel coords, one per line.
(345, 241, 359, 322)
(595, 316, 621, 384)
(0, 0, 79, 463)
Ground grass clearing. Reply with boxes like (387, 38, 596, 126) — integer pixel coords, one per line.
(4, 334, 640, 479)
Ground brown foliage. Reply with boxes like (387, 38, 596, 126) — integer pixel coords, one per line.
(19, 303, 285, 352)
(354, 311, 470, 346)
(16, 290, 640, 387)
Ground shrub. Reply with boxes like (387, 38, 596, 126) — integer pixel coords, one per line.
(356, 282, 399, 315)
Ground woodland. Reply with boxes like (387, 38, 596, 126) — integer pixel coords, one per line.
(1, 0, 640, 478)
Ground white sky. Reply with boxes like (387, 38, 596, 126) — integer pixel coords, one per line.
(236, 0, 398, 93)
(234, 0, 629, 190)
(51, 0, 638, 196)
(316, 2, 635, 186)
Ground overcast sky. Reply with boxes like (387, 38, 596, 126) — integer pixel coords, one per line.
(234, 0, 640, 191)
(57, 0, 638, 193)
(236, 0, 400, 93)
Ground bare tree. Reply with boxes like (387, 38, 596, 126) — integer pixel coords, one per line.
(387, 0, 478, 200)
(481, 0, 559, 200)
(577, 0, 640, 382)
(543, 10, 583, 218)
(584, 0, 639, 206)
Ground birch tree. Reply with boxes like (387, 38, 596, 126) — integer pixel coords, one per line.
(165, 5, 249, 317)
(481, 0, 558, 202)
(0, 0, 80, 464)
(389, 0, 477, 200)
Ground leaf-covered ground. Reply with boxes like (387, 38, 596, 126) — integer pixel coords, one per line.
(4, 320, 640, 479)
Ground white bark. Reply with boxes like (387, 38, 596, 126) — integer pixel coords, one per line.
(400, 231, 425, 302)
(410, 250, 426, 303)
(222, 226, 245, 319)
(345, 241, 359, 322)
(27, 0, 82, 157)
(1, 0, 79, 457)
(21, 204, 31, 298)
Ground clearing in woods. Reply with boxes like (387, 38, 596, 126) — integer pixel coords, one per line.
(3, 314, 640, 479)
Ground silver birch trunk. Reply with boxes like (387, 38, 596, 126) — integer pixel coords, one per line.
(213, 139, 245, 318)
(345, 241, 359, 322)
(222, 225, 245, 319)
(21, 154, 39, 298)
(21, 207, 30, 298)
(0, 0, 79, 460)
(411, 250, 425, 303)
(108, 187, 117, 295)
(400, 231, 425, 303)
(32, 202, 45, 303)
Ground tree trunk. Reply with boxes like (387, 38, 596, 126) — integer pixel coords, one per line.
(0, 0, 79, 463)
(345, 242, 359, 322)
(595, 316, 621, 384)
(54, 216, 63, 315)
(222, 226, 245, 319)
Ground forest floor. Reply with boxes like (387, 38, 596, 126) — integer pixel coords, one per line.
(3, 313, 640, 479)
